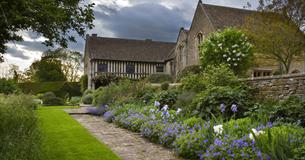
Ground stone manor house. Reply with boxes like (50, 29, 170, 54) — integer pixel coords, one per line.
(84, 0, 305, 89)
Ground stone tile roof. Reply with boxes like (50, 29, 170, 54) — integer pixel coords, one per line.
(86, 36, 176, 63)
(201, 3, 255, 30)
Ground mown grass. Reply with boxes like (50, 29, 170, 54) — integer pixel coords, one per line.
(36, 106, 121, 160)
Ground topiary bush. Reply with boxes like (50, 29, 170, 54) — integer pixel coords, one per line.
(41, 92, 65, 106)
(146, 74, 172, 83)
(0, 78, 19, 94)
(199, 28, 254, 75)
(161, 82, 169, 91)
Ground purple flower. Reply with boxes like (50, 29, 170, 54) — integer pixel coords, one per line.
(231, 104, 238, 113)
(267, 122, 273, 128)
(214, 138, 222, 146)
(154, 101, 160, 107)
(220, 103, 226, 113)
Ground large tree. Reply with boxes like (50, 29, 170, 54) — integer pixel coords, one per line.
(30, 56, 66, 82)
(0, 0, 95, 62)
(44, 48, 83, 82)
(258, 0, 305, 32)
(243, 13, 305, 74)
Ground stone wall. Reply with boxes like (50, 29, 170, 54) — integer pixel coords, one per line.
(246, 73, 305, 100)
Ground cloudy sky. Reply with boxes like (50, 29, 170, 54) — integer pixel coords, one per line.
(3, 0, 259, 71)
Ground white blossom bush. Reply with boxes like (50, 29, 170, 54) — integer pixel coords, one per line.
(199, 28, 254, 75)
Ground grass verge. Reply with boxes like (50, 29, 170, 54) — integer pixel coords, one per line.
(36, 106, 121, 160)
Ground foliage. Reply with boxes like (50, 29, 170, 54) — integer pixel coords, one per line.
(130, 80, 156, 103)
(67, 96, 81, 106)
(0, 78, 19, 94)
(44, 48, 83, 82)
(258, 0, 305, 32)
(82, 94, 93, 104)
(179, 73, 205, 92)
(29, 56, 66, 82)
(176, 65, 202, 81)
(41, 92, 64, 106)
(272, 96, 305, 126)
(19, 82, 81, 98)
(146, 74, 172, 83)
(174, 91, 197, 114)
(80, 75, 88, 93)
(192, 86, 253, 119)
(161, 82, 169, 90)
(156, 90, 178, 108)
(92, 80, 132, 106)
(0, 0, 94, 62)
(199, 28, 254, 75)
(202, 64, 239, 87)
(0, 94, 41, 160)
(243, 12, 305, 74)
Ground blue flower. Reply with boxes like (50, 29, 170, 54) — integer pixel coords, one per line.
(231, 104, 238, 113)
(154, 101, 160, 107)
(214, 138, 222, 146)
(220, 103, 226, 113)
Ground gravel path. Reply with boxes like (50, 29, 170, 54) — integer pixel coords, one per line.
(66, 109, 181, 160)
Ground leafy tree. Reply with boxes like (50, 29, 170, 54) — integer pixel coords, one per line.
(258, 0, 305, 32)
(44, 48, 83, 82)
(199, 28, 254, 75)
(243, 13, 305, 74)
(0, 0, 95, 62)
(30, 56, 66, 82)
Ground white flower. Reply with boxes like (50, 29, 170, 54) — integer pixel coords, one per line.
(241, 54, 246, 57)
(218, 43, 222, 47)
(161, 105, 168, 111)
(223, 54, 227, 58)
(232, 44, 239, 48)
(249, 128, 265, 140)
(213, 125, 223, 135)
(233, 58, 236, 61)
(154, 101, 160, 107)
(176, 108, 182, 114)
(234, 63, 238, 66)
(237, 58, 241, 61)
(233, 50, 237, 53)
(237, 53, 241, 57)
(227, 57, 231, 62)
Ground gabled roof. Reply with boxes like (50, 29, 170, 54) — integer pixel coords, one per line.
(86, 36, 176, 63)
(200, 3, 256, 30)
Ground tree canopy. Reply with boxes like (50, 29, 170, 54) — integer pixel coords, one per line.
(243, 13, 305, 74)
(0, 0, 95, 62)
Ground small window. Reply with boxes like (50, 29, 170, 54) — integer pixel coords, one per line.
(197, 33, 203, 44)
(98, 63, 108, 73)
(156, 65, 164, 72)
(126, 64, 135, 74)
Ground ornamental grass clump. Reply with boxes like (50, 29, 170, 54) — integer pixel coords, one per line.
(0, 94, 41, 160)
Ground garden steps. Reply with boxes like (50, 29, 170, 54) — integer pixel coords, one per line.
(66, 111, 181, 160)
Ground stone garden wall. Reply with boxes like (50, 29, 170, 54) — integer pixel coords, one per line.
(246, 73, 305, 100)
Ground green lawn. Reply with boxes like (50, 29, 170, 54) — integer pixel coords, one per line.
(36, 106, 121, 160)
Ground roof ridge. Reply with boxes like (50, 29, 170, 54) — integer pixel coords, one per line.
(200, 3, 257, 12)
(88, 36, 176, 44)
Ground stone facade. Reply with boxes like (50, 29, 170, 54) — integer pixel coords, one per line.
(247, 74, 305, 100)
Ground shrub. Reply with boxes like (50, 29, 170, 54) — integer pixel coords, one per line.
(84, 89, 94, 95)
(176, 65, 202, 81)
(82, 94, 93, 104)
(192, 86, 253, 119)
(68, 96, 81, 105)
(272, 95, 305, 126)
(202, 64, 239, 87)
(0, 78, 19, 94)
(43, 97, 65, 106)
(146, 74, 172, 83)
(174, 91, 197, 113)
(0, 94, 41, 160)
(156, 90, 178, 108)
(41, 92, 65, 106)
(161, 82, 169, 90)
(92, 73, 123, 87)
(179, 73, 205, 92)
(199, 28, 254, 75)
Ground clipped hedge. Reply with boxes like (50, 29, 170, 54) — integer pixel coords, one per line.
(18, 81, 81, 98)
(146, 74, 173, 83)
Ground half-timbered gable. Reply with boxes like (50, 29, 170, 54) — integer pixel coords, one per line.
(84, 35, 175, 89)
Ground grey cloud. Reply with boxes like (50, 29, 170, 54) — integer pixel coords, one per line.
(95, 3, 190, 42)
(6, 47, 31, 60)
